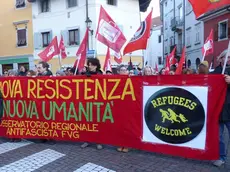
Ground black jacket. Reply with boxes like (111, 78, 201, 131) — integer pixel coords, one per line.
(211, 65, 230, 122)
(38, 70, 53, 76)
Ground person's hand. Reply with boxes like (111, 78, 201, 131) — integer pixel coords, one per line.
(224, 75, 230, 84)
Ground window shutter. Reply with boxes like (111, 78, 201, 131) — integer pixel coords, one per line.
(49, 30, 53, 43)
(228, 26, 230, 38)
(61, 30, 69, 46)
(77, 29, 80, 45)
(214, 24, 219, 42)
(34, 32, 42, 49)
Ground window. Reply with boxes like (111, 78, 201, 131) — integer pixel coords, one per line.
(219, 20, 228, 40)
(196, 58, 200, 69)
(107, 0, 117, 6)
(42, 32, 51, 47)
(186, 2, 192, 14)
(16, 0, 25, 9)
(186, 28, 191, 47)
(187, 59, 191, 68)
(67, 0, 77, 8)
(158, 57, 162, 65)
(178, 5, 183, 21)
(165, 20, 167, 30)
(195, 23, 201, 43)
(158, 35, 162, 43)
(170, 36, 174, 46)
(17, 29, 27, 47)
(41, 0, 50, 13)
(69, 29, 79, 46)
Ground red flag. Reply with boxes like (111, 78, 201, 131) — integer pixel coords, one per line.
(168, 46, 177, 66)
(189, 0, 230, 18)
(38, 36, 59, 62)
(202, 29, 214, 57)
(155, 63, 159, 73)
(123, 10, 152, 55)
(74, 28, 89, 71)
(103, 47, 112, 71)
(165, 55, 170, 75)
(59, 35, 67, 59)
(175, 47, 186, 75)
(114, 52, 122, 64)
(96, 6, 126, 53)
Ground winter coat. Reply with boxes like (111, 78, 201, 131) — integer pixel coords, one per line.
(211, 65, 230, 122)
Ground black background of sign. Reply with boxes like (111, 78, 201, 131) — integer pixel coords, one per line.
(144, 87, 205, 144)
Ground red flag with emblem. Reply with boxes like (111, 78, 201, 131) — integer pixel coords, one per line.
(74, 28, 89, 72)
(202, 29, 214, 57)
(38, 36, 59, 62)
(123, 10, 152, 55)
(114, 52, 122, 64)
(59, 35, 67, 59)
(189, 0, 230, 18)
(175, 47, 186, 74)
(103, 47, 112, 71)
(96, 6, 126, 53)
(168, 46, 177, 66)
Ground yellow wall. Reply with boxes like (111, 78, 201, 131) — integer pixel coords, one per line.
(34, 56, 143, 74)
(0, 1, 33, 57)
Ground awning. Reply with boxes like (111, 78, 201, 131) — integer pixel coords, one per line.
(139, 0, 151, 12)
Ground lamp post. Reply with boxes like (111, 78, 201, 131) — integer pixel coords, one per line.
(85, 0, 94, 50)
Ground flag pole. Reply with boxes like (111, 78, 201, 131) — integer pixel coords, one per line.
(58, 54, 62, 70)
(74, 57, 80, 75)
(202, 50, 206, 61)
(222, 41, 230, 74)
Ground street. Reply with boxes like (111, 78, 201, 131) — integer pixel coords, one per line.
(0, 138, 229, 172)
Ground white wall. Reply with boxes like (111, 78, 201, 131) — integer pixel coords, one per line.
(32, 0, 142, 59)
(145, 26, 163, 68)
(161, 0, 204, 69)
(185, 0, 204, 69)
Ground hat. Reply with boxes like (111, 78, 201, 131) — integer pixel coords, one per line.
(199, 61, 209, 68)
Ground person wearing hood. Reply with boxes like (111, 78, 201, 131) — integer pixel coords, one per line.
(212, 51, 230, 167)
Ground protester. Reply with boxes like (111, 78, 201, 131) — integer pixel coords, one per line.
(143, 66, 154, 75)
(8, 69, 18, 77)
(85, 58, 103, 75)
(26, 70, 36, 77)
(37, 61, 53, 76)
(129, 69, 135, 76)
(81, 66, 88, 75)
(56, 70, 66, 76)
(117, 65, 128, 75)
(116, 65, 129, 153)
(81, 58, 103, 150)
(198, 61, 209, 74)
(3, 70, 8, 77)
(18, 65, 27, 76)
(182, 68, 193, 75)
(212, 53, 230, 167)
(106, 70, 113, 75)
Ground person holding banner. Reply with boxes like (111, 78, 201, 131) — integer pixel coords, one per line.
(37, 61, 53, 76)
(81, 58, 103, 150)
(212, 50, 230, 167)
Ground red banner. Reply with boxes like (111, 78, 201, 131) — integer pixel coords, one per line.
(0, 75, 227, 160)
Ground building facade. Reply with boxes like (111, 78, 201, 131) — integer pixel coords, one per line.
(0, 0, 34, 74)
(31, 0, 144, 73)
(145, 16, 163, 69)
(160, 0, 204, 69)
(199, 6, 230, 68)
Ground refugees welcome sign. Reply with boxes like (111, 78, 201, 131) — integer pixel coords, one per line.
(0, 75, 226, 160)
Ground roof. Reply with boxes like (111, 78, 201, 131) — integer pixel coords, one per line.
(151, 16, 162, 27)
(139, 0, 151, 12)
(198, 5, 230, 20)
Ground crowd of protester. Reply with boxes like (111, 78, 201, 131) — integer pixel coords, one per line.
(1, 55, 230, 167)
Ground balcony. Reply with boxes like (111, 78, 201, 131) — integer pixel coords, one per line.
(171, 17, 184, 32)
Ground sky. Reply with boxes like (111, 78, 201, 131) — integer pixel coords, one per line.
(141, 0, 160, 19)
